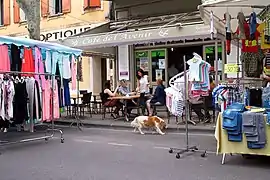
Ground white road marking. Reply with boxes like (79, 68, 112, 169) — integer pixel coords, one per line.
(108, 142, 133, 147)
(73, 139, 94, 143)
(83, 127, 214, 137)
(153, 146, 170, 150)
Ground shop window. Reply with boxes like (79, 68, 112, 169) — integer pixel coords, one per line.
(204, 45, 222, 68)
(135, 51, 149, 75)
(84, 0, 101, 10)
(0, 0, 3, 25)
(151, 49, 166, 82)
(49, 0, 62, 15)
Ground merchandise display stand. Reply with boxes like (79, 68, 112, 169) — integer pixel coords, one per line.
(70, 57, 84, 131)
(168, 55, 207, 159)
(0, 70, 64, 152)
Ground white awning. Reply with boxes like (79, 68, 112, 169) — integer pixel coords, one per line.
(59, 22, 217, 49)
(198, 0, 266, 36)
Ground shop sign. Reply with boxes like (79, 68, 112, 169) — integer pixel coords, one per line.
(65, 24, 215, 48)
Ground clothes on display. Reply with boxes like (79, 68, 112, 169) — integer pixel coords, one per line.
(222, 103, 267, 149)
(165, 87, 184, 117)
(263, 53, 270, 76)
(0, 43, 77, 131)
(212, 85, 243, 112)
(187, 53, 211, 97)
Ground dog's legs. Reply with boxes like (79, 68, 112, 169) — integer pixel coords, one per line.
(155, 123, 165, 135)
(133, 127, 137, 132)
(138, 127, 145, 135)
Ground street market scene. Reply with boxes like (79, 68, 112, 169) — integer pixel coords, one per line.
(0, 0, 270, 179)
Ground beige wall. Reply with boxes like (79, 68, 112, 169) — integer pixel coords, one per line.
(1, 0, 110, 93)
(0, 0, 110, 36)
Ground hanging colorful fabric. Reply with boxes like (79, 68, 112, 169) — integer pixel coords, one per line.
(224, 12, 232, 55)
(249, 12, 257, 40)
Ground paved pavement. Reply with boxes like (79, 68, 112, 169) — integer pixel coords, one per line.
(0, 126, 269, 180)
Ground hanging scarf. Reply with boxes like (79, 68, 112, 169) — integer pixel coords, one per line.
(249, 12, 257, 40)
(237, 12, 246, 39)
(210, 11, 214, 39)
(224, 12, 232, 55)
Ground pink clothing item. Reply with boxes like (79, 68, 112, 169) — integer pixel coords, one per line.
(34, 47, 46, 90)
(42, 80, 60, 122)
(0, 45, 10, 72)
(42, 80, 51, 121)
(51, 80, 60, 119)
(71, 55, 77, 90)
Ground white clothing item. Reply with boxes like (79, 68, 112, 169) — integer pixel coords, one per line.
(139, 75, 149, 93)
(0, 82, 5, 120)
(5, 81, 15, 121)
(45, 51, 52, 73)
(62, 54, 71, 79)
(187, 57, 202, 82)
(225, 12, 231, 33)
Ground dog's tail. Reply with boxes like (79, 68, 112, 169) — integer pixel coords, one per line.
(130, 117, 138, 127)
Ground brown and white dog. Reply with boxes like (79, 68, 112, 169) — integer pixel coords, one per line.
(130, 116, 167, 135)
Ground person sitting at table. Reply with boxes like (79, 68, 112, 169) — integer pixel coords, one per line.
(146, 79, 166, 116)
(117, 79, 137, 116)
(103, 81, 122, 119)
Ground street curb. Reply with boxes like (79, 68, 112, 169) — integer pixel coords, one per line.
(54, 120, 215, 134)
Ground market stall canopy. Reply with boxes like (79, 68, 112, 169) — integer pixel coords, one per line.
(198, 0, 266, 36)
(0, 35, 82, 56)
(59, 22, 217, 49)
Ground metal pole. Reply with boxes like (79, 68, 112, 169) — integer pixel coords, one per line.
(51, 52, 55, 135)
(221, 41, 226, 81)
(183, 55, 189, 149)
(214, 41, 219, 85)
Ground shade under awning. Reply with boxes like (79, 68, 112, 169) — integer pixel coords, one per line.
(60, 22, 217, 49)
(198, 0, 266, 36)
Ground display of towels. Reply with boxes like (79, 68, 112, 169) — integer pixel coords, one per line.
(242, 111, 266, 149)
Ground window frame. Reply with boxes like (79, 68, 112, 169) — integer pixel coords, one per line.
(0, 0, 3, 25)
(49, 0, 63, 16)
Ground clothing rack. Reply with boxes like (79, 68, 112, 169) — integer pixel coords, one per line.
(0, 70, 64, 151)
(168, 55, 207, 159)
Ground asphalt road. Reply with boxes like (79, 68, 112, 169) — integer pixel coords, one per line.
(0, 126, 269, 180)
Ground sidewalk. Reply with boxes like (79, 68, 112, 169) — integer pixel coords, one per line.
(55, 114, 216, 133)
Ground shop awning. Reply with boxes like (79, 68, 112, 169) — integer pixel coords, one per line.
(198, 0, 266, 36)
(59, 22, 217, 49)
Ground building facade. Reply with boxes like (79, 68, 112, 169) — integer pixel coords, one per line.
(0, 0, 113, 94)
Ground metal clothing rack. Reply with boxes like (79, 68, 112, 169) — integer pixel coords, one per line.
(168, 55, 207, 159)
(69, 56, 84, 131)
(0, 70, 64, 152)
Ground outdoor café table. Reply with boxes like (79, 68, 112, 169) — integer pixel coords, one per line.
(109, 94, 140, 121)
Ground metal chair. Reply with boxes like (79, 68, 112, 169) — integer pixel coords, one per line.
(78, 92, 92, 117)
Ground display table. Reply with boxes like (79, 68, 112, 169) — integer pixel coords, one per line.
(215, 113, 270, 164)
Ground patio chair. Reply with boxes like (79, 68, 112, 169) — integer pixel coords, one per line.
(100, 92, 115, 119)
(78, 92, 92, 117)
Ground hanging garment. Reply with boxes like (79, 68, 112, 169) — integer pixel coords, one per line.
(51, 80, 60, 119)
(21, 48, 35, 76)
(33, 80, 42, 122)
(0, 82, 5, 120)
(249, 12, 257, 40)
(62, 54, 71, 79)
(71, 55, 77, 90)
(51, 51, 62, 75)
(63, 78, 71, 106)
(4, 80, 15, 121)
(249, 88, 262, 107)
(42, 80, 51, 121)
(0, 45, 11, 72)
(237, 12, 246, 40)
(237, 22, 260, 53)
(34, 47, 46, 89)
(45, 51, 52, 73)
(224, 12, 232, 55)
(57, 79, 64, 108)
(10, 44, 22, 72)
(257, 22, 270, 49)
(13, 81, 28, 124)
(264, 53, 270, 76)
(241, 48, 265, 77)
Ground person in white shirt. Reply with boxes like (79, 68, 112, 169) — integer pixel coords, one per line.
(136, 69, 150, 115)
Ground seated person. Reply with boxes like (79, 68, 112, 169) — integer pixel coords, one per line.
(117, 79, 137, 115)
(146, 79, 166, 116)
(190, 77, 215, 123)
(103, 81, 122, 119)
